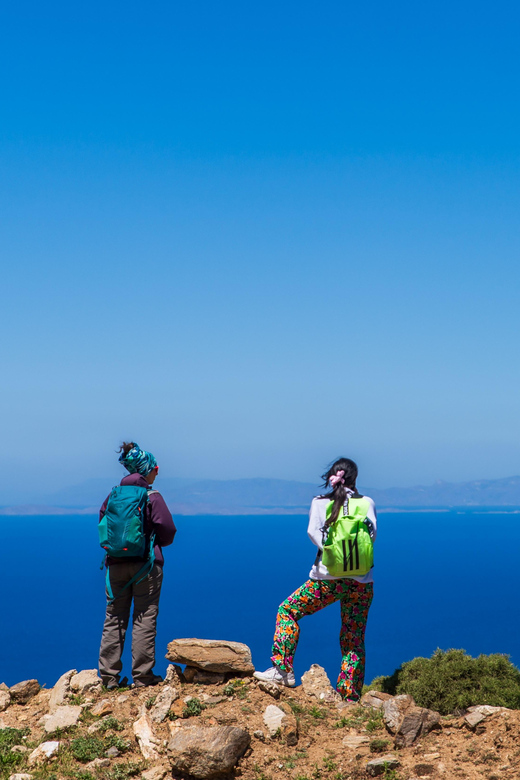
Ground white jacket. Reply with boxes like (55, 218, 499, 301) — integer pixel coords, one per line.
(307, 490, 377, 584)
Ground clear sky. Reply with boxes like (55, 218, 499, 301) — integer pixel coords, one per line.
(1, 0, 519, 502)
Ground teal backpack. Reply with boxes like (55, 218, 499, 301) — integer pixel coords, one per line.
(99, 485, 157, 604)
(321, 495, 374, 577)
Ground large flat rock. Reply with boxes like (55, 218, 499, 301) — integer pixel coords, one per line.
(168, 725, 250, 779)
(166, 639, 254, 673)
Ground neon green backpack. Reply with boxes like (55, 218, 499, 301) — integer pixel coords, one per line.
(321, 495, 374, 577)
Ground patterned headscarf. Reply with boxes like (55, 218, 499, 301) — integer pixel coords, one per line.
(119, 443, 157, 476)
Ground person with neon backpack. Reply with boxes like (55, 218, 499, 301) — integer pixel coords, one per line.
(254, 457, 377, 701)
(98, 442, 176, 689)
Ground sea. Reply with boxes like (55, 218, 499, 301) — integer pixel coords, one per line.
(2, 510, 520, 688)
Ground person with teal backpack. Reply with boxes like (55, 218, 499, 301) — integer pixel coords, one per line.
(98, 442, 176, 689)
(254, 457, 377, 701)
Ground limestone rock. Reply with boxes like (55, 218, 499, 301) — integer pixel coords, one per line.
(253, 730, 265, 741)
(361, 691, 392, 710)
(167, 725, 250, 779)
(262, 704, 298, 746)
(0, 690, 10, 712)
(258, 681, 281, 699)
(10, 680, 41, 705)
(366, 755, 401, 777)
(301, 664, 340, 703)
(10, 746, 29, 754)
(382, 695, 441, 747)
(49, 670, 77, 712)
(467, 704, 508, 716)
(465, 704, 508, 729)
(141, 767, 169, 780)
(150, 686, 177, 723)
(133, 712, 160, 760)
(342, 734, 370, 749)
(70, 670, 101, 694)
(106, 747, 120, 758)
(40, 705, 82, 733)
(382, 695, 415, 733)
(8, 774, 33, 780)
(85, 758, 110, 770)
(166, 638, 254, 674)
(91, 699, 113, 717)
(165, 664, 185, 685)
(27, 741, 60, 766)
(183, 668, 226, 685)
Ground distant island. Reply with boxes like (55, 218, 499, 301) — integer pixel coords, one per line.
(1, 474, 520, 515)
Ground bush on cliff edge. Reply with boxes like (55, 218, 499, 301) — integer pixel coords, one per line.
(367, 648, 520, 715)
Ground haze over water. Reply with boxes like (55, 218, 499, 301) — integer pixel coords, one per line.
(3, 510, 519, 688)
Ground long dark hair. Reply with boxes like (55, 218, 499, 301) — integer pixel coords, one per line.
(321, 457, 359, 526)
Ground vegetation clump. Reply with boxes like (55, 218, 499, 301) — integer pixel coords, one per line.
(367, 648, 520, 715)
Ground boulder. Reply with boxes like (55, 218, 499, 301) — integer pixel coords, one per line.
(0, 690, 10, 712)
(301, 664, 340, 703)
(168, 725, 250, 779)
(361, 691, 392, 710)
(40, 705, 82, 733)
(49, 669, 77, 712)
(150, 686, 177, 723)
(262, 704, 298, 746)
(382, 695, 441, 747)
(165, 664, 185, 684)
(27, 741, 60, 766)
(10, 680, 40, 705)
(166, 638, 254, 674)
(366, 755, 401, 777)
(133, 712, 160, 760)
(70, 670, 101, 694)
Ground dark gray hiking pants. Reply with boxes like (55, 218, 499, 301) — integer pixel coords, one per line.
(99, 562, 163, 687)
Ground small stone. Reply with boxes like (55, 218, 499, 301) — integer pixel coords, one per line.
(165, 664, 185, 685)
(301, 664, 340, 703)
(70, 670, 101, 694)
(0, 690, 11, 712)
(9, 774, 33, 780)
(141, 767, 168, 780)
(263, 704, 285, 736)
(253, 730, 265, 741)
(27, 742, 60, 766)
(117, 694, 129, 704)
(422, 753, 441, 760)
(342, 735, 370, 749)
(133, 712, 160, 760)
(366, 755, 400, 777)
(258, 681, 281, 699)
(10, 746, 29, 754)
(40, 705, 82, 733)
(166, 638, 254, 674)
(10, 680, 41, 705)
(360, 691, 392, 710)
(91, 699, 113, 717)
(106, 747, 120, 758)
(262, 704, 298, 745)
(49, 670, 77, 712)
(201, 694, 227, 705)
(150, 686, 177, 723)
(86, 758, 110, 770)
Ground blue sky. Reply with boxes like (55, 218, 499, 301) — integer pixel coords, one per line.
(1, 0, 519, 501)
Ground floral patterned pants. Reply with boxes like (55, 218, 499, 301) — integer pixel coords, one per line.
(270, 578, 373, 701)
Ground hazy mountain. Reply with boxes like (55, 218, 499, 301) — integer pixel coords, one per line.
(2, 475, 520, 515)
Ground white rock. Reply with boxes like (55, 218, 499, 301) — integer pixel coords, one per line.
(9, 774, 33, 780)
(133, 713, 160, 760)
(27, 742, 60, 766)
(150, 686, 177, 723)
(40, 705, 82, 733)
(141, 767, 168, 780)
(70, 670, 101, 694)
(0, 690, 11, 712)
(342, 735, 370, 749)
(86, 758, 110, 770)
(301, 664, 340, 703)
(263, 704, 286, 736)
(49, 670, 77, 712)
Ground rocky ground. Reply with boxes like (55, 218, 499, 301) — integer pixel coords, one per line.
(1, 639, 520, 780)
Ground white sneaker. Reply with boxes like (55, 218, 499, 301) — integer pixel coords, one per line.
(253, 666, 296, 687)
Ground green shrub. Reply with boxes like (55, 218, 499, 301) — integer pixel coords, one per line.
(369, 738, 390, 753)
(183, 698, 206, 718)
(0, 727, 31, 771)
(69, 737, 105, 763)
(367, 648, 520, 715)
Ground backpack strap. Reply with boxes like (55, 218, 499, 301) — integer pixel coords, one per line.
(106, 533, 156, 605)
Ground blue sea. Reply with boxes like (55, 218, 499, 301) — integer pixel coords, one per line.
(2, 510, 520, 688)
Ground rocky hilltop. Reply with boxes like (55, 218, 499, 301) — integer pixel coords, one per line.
(1, 639, 518, 780)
